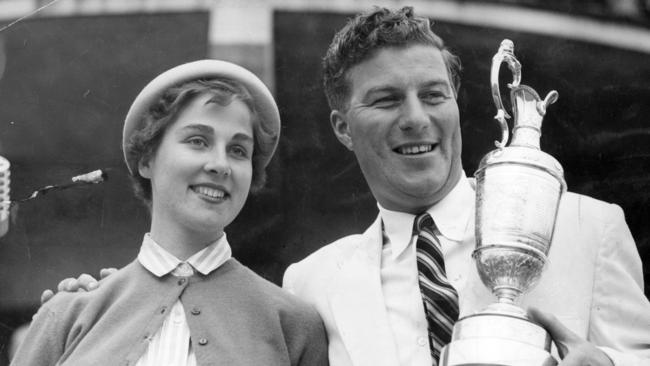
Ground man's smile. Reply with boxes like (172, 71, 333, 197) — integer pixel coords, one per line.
(393, 143, 437, 155)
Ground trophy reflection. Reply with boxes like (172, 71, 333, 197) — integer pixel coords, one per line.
(439, 40, 566, 366)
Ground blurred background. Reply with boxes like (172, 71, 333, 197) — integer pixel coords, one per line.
(1, 0, 649, 363)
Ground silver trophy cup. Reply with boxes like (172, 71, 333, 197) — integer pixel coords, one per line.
(439, 40, 566, 366)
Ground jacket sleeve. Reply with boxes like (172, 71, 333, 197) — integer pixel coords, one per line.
(589, 203, 650, 366)
(283, 263, 299, 295)
(10, 306, 65, 366)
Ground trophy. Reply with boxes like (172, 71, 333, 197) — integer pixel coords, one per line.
(439, 40, 566, 366)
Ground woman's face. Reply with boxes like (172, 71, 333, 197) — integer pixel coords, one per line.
(139, 93, 254, 243)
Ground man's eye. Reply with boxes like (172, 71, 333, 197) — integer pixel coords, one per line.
(422, 92, 447, 104)
(372, 96, 400, 108)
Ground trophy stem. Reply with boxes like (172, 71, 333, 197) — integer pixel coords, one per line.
(441, 38, 562, 366)
(495, 287, 521, 305)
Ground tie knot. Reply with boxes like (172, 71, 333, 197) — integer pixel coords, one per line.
(413, 212, 435, 235)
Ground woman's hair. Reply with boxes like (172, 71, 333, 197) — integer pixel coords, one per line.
(124, 78, 270, 207)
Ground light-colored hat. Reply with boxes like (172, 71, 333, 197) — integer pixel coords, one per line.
(122, 59, 280, 174)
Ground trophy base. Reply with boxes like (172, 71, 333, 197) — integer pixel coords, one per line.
(439, 306, 557, 366)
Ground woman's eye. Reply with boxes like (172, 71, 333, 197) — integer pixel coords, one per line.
(230, 145, 250, 158)
(187, 137, 208, 147)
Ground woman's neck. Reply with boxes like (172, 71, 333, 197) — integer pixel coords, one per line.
(148, 221, 224, 261)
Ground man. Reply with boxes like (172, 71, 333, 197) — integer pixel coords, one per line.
(282, 6, 650, 366)
(44, 6, 650, 366)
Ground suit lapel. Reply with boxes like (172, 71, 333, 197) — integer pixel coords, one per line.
(328, 216, 400, 366)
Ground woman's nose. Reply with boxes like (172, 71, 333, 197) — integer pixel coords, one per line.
(203, 150, 231, 177)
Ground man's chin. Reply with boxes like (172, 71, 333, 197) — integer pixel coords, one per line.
(379, 189, 444, 213)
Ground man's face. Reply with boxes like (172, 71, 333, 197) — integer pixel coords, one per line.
(331, 45, 463, 214)
(139, 94, 254, 244)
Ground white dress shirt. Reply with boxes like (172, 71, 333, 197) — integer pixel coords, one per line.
(135, 233, 232, 366)
(378, 174, 474, 366)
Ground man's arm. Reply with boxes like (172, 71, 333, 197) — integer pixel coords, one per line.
(584, 203, 650, 365)
(531, 202, 650, 366)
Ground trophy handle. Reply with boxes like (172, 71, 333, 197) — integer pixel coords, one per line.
(490, 39, 521, 148)
(537, 90, 559, 117)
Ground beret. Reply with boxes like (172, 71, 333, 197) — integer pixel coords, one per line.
(123, 59, 280, 174)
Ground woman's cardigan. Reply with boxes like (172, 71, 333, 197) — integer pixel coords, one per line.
(11, 258, 329, 366)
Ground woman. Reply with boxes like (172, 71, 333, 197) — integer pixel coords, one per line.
(11, 60, 328, 366)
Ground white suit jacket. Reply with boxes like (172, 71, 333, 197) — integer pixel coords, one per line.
(283, 191, 650, 366)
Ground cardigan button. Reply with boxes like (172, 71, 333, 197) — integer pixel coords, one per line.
(198, 338, 208, 346)
(191, 307, 201, 315)
(178, 278, 186, 285)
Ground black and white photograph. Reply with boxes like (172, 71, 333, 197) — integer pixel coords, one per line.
(1, 0, 649, 365)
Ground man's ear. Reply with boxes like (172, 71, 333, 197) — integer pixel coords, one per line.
(330, 110, 354, 151)
(138, 158, 152, 179)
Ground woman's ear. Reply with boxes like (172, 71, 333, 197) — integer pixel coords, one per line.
(138, 158, 152, 179)
(330, 110, 354, 151)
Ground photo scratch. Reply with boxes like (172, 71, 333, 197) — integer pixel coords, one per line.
(0, 0, 66, 33)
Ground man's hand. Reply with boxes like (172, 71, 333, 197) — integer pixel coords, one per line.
(39, 268, 117, 304)
(528, 307, 614, 366)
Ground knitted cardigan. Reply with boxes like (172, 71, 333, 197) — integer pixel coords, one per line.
(11, 258, 329, 366)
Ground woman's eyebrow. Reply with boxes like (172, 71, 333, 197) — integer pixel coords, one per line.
(232, 133, 254, 144)
(179, 124, 214, 134)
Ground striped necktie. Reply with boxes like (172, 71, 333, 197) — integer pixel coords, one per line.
(414, 212, 459, 364)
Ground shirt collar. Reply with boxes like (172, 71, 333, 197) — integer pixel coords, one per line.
(137, 233, 232, 277)
(378, 173, 474, 259)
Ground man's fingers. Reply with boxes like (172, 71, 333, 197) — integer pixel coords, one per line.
(556, 350, 580, 366)
(77, 274, 99, 291)
(528, 306, 577, 357)
(57, 278, 79, 292)
(99, 268, 117, 279)
(41, 272, 102, 306)
(40, 289, 54, 304)
(528, 307, 577, 341)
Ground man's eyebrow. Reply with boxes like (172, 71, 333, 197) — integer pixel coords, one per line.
(364, 85, 401, 96)
(420, 79, 451, 89)
(364, 79, 451, 96)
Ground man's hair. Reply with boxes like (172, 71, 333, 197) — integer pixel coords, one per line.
(322, 6, 462, 111)
(125, 78, 269, 207)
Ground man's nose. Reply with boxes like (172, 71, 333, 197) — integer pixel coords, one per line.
(204, 149, 231, 177)
(398, 95, 430, 131)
